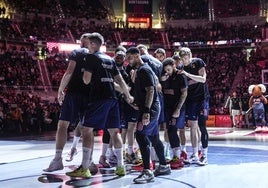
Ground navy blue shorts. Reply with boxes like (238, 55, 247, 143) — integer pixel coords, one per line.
(185, 100, 203, 121)
(136, 102, 160, 136)
(158, 93, 165, 124)
(59, 92, 88, 124)
(165, 108, 186, 129)
(123, 101, 138, 123)
(82, 99, 121, 129)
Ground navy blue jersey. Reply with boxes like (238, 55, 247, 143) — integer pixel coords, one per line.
(125, 64, 136, 96)
(141, 54, 163, 81)
(134, 63, 159, 115)
(183, 58, 206, 101)
(117, 66, 130, 85)
(67, 47, 90, 95)
(84, 52, 120, 101)
(163, 70, 188, 110)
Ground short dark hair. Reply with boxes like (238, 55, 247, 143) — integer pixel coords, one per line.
(162, 57, 175, 67)
(154, 48, 165, 54)
(80, 33, 91, 40)
(126, 47, 140, 55)
(136, 44, 147, 50)
(115, 45, 127, 54)
(172, 54, 181, 61)
(88, 32, 104, 45)
(178, 47, 191, 57)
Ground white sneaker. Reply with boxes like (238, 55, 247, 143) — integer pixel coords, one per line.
(43, 158, 63, 172)
(184, 154, 199, 165)
(197, 156, 208, 166)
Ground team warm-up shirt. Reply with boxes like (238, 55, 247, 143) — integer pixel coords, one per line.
(163, 70, 188, 110)
(183, 57, 206, 101)
(67, 47, 91, 95)
(84, 52, 120, 101)
(134, 63, 159, 118)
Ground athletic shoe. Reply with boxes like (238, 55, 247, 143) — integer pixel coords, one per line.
(170, 156, 184, 169)
(133, 169, 154, 184)
(99, 155, 111, 168)
(107, 154, 117, 166)
(125, 153, 142, 165)
(197, 156, 208, 166)
(65, 148, 78, 162)
(125, 153, 135, 164)
(153, 164, 171, 177)
(131, 162, 154, 171)
(43, 158, 63, 172)
(180, 151, 188, 161)
(135, 149, 142, 160)
(66, 165, 91, 178)
(89, 162, 98, 175)
(184, 154, 199, 165)
(115, 165, 126, 176)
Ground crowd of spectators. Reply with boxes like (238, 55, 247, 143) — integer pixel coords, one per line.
(46, 53, 68, 88)
(0, 90, 60, 136)
(0, 47, 42, 90)
(166, 0, 259, 20)
(7, 0, 107, 20)
(167, 21, 262, 45)
(59, 0, 108, 20)
(166, 0, 209, 20)
(214, 0, 259, 18)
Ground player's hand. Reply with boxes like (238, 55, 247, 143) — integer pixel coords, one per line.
(125, 95, 134, 104)
(172, 110, 180, 118)
(57, 91, 65, 105)
(170, 118, 176, 126)
(142, 113, 150, 126)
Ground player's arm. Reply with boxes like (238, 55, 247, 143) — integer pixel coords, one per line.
(249, 96, 253, 108)
(58, 60, 76, 104)
(182, 67, 206, 83)
(114, 74, 133, 103)
(172, 87, 187, 118)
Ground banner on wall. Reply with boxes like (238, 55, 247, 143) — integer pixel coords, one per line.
(125, 0, 152, 14)
(206, 115, 215, 127)
(215, 115, 232, 127)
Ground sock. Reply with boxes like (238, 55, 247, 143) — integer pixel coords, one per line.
(173, 148, 180, 158)
(107, 147, 114, 157)
(193, 147, 198, 158)
(180, 145, 186, 152)
(71, 136, 80, 149)
(82, 147, 92, 169)
(198, 143, 202, 151)
(54, 149, 62, 160)
(102, 143, 109, 156)
(113, 148, 123, 166)
(202, 147, 208, 157)
(127, 145, 133, 154)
